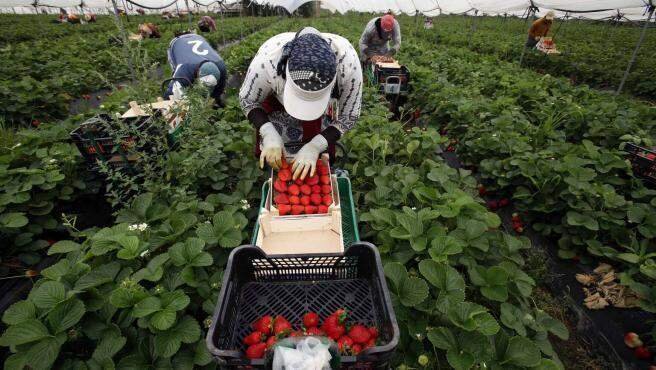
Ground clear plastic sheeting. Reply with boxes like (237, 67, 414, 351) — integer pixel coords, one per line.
(1, 0, 655, 19)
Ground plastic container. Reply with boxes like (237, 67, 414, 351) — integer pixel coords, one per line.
(252, 176, 359, 249)
(624, 143, 656, 185)
(373, 63, 410, 95)
(70, 113, 154, 169)
(206, 242, 399, 369)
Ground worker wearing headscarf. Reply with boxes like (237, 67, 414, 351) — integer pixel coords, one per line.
(239, 27, 362, 179)
(527, 10, 555, 47)
(359, 14, 401, 61)
(164, 33, 227, 106)
(198, 16, 217, 32)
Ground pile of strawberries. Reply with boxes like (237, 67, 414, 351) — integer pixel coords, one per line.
(624, 332, 654, 363)
(243, 309, 379, 359)
(511, 212, 524, 233)
(273, 159, 332, 216)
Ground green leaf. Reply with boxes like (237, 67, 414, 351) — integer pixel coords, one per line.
(427, 327, 457, 350)
(41, 260, 72, 280)
(0, 212, 29, 228)
(48, 240, 81, 255)
(2, 301, 36, 325)
(565, 211, 599, 231)
(446, 349, 475, 370)
(74, 262, 121, 291)
(474, 312, 500, 335)
(464, 219, 488, 240)
(92, 332, 127, 362)
(399, 277, 429, 307)
(503, 336, 541, 367)
(21, 335, 63, 370)
(154, 316, 200, 358)
(133, 297, 162, 318)
(169, 238, 212, 267)
(0, 319, 50, 346)
(150, 310, 177, 330)
(31, 281, 66, 309)
(161, 290, 190, 311)
(47, 298, 85, 333)
(531, 359, 561, 370)
(383, 262, 407, 291)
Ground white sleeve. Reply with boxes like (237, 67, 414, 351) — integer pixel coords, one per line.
(359, 19, 375, 58)
(239, 53, 273, 116)
(391, 21, 401, 53)
(333, 46, 362, 134)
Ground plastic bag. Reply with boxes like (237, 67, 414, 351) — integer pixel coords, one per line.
(272, 337, 332, 370)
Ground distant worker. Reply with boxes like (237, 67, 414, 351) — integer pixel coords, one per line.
(57, 8, 67, 23)
(239, 27, 362, 179)
(164, 33, 227, 107)
(136, 8, 145, 15)
(162, 11, 173, 19)
(67, 14, 80, 24)
(85, 13, 97, 23)
(359, 14, 401, 61)
(198, 16, 217, 32)
(138, 23, 161, 38)
(424, 17, 433, 29)
(526, 10, 555, 48)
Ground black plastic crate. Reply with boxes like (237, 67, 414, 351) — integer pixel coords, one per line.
(624, 143, 656, 185)
(70, 113, 157, 169)
(206, 242, 399, 369)
(374, 64, 410, 94)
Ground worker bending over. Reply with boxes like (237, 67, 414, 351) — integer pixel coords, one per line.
(164, 33, 227, 107)
(359, 14, 401, 61)
(527, 10, 555, 48)
(239, 27, 362, 180)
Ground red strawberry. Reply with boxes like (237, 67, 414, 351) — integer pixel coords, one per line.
(289, 330, 303, 337)
(635, 346, 652, 360)
(273, 316, 292, 336)
(306, 326, 324, 336)
(305, 205, 317, 214)
(322, 195, 333, 206)
(300, 184, 312, 195)
(295, 178, 304, 186)
(274, 193, 289, 205)
(31, 119, 40, 127)
(486, 200, 498, 211)
(291, 205, 305, 215)
(278, 169, 291, 182)
(273, 179, 288, 193)
(318, 205, 329, 214)
(243, 331, 265, 346)
(300, 196, 311, 206)
(499, 198, 510, 207)
(281, 159, 290, 169)
(624, 332, 643, 348)
(318, 165, 329, 175)
(321, 185, 332, 194)
(365, 337, 376, 349)
(311, 185, 322, 194)
(289, 196, 300, 205)
(246, 342, 267, 359)
(348, 325, 371, 344)
(278, 204, 291, 216)
(351, 343, 363, 355)
(320, 175, 331, 185)
(477, 184, 486, 196)
(511, 213, 520, 222)
(266, 335, 277, 348)
(288, 184, 300, 196)
(337, 335, 354, 353)
(252, 316, 273, 335)
(311, 194, 323, 206)
(322, 309, 347, 340)
(368, 327, 378, 339)
(306, 175, 319, 186)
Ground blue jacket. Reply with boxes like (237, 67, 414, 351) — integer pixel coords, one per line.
(164, 34, 227, 103)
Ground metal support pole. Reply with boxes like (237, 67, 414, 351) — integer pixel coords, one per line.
(220, 3, 225, 44)
(239, 1, 243, 38)
(185, 0, 192, 30)
(110, 0, 136, 82)
(616, 6, 654, 95)
(518, 6, 534, 66)
(468, 9, 479, 48)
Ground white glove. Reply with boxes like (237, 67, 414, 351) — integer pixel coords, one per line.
(259, 122, 284, 169)
(292, 135, 328, 180)
(171, 82, 185, 100)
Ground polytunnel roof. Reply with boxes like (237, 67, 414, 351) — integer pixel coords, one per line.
(1, 0, 654, 20)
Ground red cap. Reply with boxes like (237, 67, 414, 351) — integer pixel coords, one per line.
(381, 14, 395, 32)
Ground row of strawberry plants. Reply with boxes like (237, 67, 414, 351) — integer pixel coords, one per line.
(309, 15, 570, 369)
(0, 14, 276, 125)
(404, 28, 656, 313)
(0, 18, 315, 369)
(410, 14, 656, 100)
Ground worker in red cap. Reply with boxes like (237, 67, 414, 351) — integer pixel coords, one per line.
(359, 14, 401, 61)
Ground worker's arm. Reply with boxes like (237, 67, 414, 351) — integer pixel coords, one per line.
(359, 20, 375, 59)
(239, 58, 274, 130)
(528, 19, 541, 39)
(324, 46, 363, 144)
(390, 20, 401, 54)
(164, 64, 193, 99)
(210, 62, 228, 106)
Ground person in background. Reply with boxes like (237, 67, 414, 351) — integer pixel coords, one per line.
(164, 33, 227, 107)
(424, 17, 433, 29)
(58, 8, 68, 23)
(358, 14, 401, 61)
(198, 16, 217, 32)
(239, 27, 362, 179)
(136, 8, 145, 15)
(85, 13, 97, 23)
(138, 23, 161, 38)
(526, 10, 555, 48)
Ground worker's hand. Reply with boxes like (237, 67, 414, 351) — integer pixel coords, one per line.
(535, 36, 542, 41)
(292, 135, 328, 180)
(259, 122, 284, 170)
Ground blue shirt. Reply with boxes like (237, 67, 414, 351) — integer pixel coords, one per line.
(165, 34, 227, 102)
